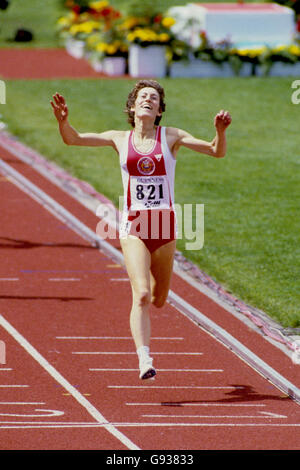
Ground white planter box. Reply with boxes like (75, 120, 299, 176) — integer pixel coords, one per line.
(236, 62, 255, 77)
(103, 57, 126, 76)
(90, 59, 103, 72)
(129, 44, 167, 78)
(268, 61, 300, 76)
(170, 59, 300, 78)
(65, 38, 86, 59)
(170, 59, 234, 78)
(254, 61, 300, 76)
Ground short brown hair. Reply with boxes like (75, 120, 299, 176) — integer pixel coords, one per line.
(124, 79, 166, 128)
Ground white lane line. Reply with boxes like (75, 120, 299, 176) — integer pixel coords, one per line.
(0, 409, 64, 418)
(90, 368, 139, 372)
(0, 422, 299, 429)
(57, 336, 184, 340)
(0, 368, 12, 371)
(48, 278, 81, 281)
(0, 421, 97, 424)
(0, 423, 108, 430)
(0, 314, 140, 450)
(126, 403, 266, 407)
(0, 278, 19, 281)
(0, 421, 101, 426)
(90, 368, 223, 372)
(0, 385, 29, 388)
(110, 278, 129, 282)
(142, 414, 287, 419)
(108, 386, 242, 390)
(0, 402, 46, 405)
(72, 352, 203, 355)
(107, 423, 300, 428)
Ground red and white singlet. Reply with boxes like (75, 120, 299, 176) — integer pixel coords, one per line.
(119, 126, 177, 253)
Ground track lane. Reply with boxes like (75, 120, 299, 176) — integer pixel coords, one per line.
(0, 320, 132, 450)
(1, 145, 300, 450)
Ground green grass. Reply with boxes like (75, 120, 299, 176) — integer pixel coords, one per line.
(1, 77, 299, 327)
(0, 0, 65, 48)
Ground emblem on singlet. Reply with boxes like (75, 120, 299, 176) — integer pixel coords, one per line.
(137, 156, 155, 176)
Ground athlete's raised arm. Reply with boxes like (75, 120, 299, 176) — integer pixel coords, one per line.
(166, 110, 232, 158)
(50, 92, 124, 150)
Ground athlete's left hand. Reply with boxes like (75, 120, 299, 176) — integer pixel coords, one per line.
(214, 110, 232, 132)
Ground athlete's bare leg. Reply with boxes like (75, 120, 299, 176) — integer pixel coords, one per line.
(120, 236, 152, 350)
(120, 237, 176, 349)
(150, 240, 176, 307)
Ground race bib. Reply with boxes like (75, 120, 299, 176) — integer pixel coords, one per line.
(130, 175, 170, 210)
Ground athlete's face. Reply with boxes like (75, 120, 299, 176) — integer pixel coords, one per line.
(132, 87, 162, 122)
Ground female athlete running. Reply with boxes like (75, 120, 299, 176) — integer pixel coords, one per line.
(50, 80, 231, 380)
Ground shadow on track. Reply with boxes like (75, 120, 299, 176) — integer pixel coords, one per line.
(161, 384, 290, 406)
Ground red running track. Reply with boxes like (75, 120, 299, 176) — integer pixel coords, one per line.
(0, 48, 108, 79)
(0, 142, 300, 451)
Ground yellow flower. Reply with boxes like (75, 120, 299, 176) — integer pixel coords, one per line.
(70, 11, 79, 22)
(235, 49, 249, 57)
(288, 45, 300, 56)
(57, 16, 71, 28)
(86, 33, 100, 47)
(96, 42, 108, 52)
(71, 21, 100, 34)
(127, 25, 170, 44)
(162, 17, 176, 28)
(106, 44, 118, 55)
(127, 32, 136, 42)
(159, 33, 170, 42)
(79, 12, 91, 22)
(248, 50, 259, 58)
(144, 29, 158, 41)
(236, 47, 266, 58)
(89, 1, 109, 11)
(272, 45, 286, 53)
(69, 24, 80, 35)
(120, 17, 140, 30)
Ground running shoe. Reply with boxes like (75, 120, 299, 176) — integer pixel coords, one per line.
(139, 357, 156, 380)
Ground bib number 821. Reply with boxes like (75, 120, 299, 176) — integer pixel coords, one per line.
(136, 183, 164, 201)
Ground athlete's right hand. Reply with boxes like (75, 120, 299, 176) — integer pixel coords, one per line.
(50, 92, 68, 122)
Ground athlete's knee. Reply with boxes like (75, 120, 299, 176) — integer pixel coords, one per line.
(134, 289, 151, 307)
(151, 294, 167, 308)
